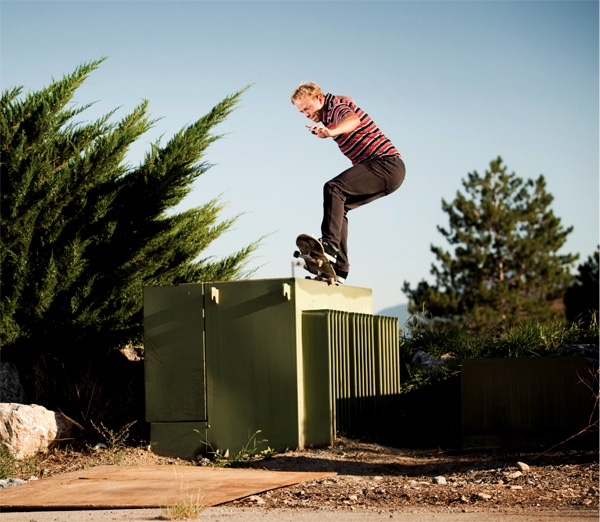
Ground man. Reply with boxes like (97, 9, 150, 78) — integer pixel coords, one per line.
(291, 82, 406, 283)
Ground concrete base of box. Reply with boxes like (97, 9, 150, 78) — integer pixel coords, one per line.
(150, 422, 207, 459)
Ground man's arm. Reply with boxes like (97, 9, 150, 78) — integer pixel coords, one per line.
(307, 113, 360, 138)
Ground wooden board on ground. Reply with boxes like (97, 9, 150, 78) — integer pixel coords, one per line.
(0, 465, 337, 510)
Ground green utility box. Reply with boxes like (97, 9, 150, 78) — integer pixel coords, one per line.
(144, 278, 373, 458)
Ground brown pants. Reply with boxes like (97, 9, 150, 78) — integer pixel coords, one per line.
(321, 155, 405, 273)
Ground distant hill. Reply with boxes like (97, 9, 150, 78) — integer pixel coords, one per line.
(376, 303, 409, 326)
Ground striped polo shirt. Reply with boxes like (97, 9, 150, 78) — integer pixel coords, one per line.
(322, 93, 400, 165)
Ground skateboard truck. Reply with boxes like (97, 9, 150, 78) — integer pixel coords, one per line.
(294, 234, 338, 286)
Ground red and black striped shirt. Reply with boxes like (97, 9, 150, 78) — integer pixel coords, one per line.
(321, 93, 400, 165)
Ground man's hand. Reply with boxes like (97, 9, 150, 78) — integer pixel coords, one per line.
(306, 124, 332, 139)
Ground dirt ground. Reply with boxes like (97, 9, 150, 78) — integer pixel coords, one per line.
(6, 437, 598, 517)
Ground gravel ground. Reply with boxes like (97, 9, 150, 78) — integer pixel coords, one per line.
(2, 438, 598, 520)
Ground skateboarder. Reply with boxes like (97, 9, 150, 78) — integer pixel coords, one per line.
(291, 82, 406, 284)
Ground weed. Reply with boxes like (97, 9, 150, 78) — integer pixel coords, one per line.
(161, 477, 204, 520)
(0, 445, 36, 480)
(161, 499, 203, 520)
(535, 367, 600, 455)
(194, 429, 276, 468)
(0, 445, 16, 480)
(89, 420, 136, 450)
(87, 420, 137, 465)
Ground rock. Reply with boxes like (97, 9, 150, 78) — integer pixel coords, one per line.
(476, 493, 492, 500)
(516, 461, 530, 472)
(0, 403, 73, 459)
(433, 476, 447, 485)
(550, 344, 599, 365)
(0, 363, 25, 404)
(507, 470, 522, 479)
(411, 350, 450, 371)
(0, 477, 27, 489)
(120, 345, 143, 362)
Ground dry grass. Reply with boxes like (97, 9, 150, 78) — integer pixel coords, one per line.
(160, 475, 205, 520)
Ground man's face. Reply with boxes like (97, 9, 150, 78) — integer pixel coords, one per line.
(293, 94, 324, 122)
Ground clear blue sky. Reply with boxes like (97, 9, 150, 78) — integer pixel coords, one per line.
(2, 0, 598, 315)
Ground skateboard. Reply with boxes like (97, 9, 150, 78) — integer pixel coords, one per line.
(294, 234, 337, 285)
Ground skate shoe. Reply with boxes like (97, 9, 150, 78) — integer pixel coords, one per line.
(319, 239, 339, 264)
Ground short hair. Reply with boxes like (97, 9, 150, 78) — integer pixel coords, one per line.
(291, 82, 324, 103)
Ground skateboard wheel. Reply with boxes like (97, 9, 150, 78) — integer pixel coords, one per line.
(293, 251, 300, 258)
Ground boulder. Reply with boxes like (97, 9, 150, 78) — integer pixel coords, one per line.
(0, 363, 25, 404)
(0, 403, 73, 459)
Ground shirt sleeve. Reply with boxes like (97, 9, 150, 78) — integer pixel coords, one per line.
(330, 103, 353, 125)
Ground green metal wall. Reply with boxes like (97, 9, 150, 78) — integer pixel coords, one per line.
(462, 357, 597, 448)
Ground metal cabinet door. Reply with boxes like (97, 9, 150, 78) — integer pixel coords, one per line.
(203, 280, 300, 452)
(144, 284, 206, 422)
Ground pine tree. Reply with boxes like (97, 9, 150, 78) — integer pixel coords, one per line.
(1, 59, 259, 357)
(402, 157, 577, 328)
(564, 247, 599, 327)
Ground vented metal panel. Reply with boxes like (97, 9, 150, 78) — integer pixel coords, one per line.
(303, 311, 400, 437)
(376, 315, 401, 395)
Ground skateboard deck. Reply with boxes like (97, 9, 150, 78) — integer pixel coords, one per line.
(294, 234, 337, 285)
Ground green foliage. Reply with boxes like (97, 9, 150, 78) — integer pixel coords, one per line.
(0, 445, 16, 480)
(1, 58, 259, 358)
(0, 445, 36, 480)
(400, 363, 457, 395)
(195, 429, 276, 468)
(403, 157, 577, 329)
(564, 246, 599, 327)
(399, 311, 599, 394)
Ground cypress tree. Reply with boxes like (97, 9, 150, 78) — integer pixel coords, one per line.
(403, 157, 577, 328)
(1, 58, 258, 358)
